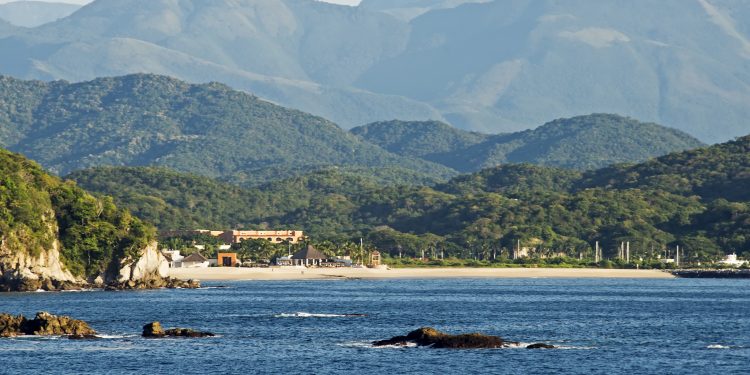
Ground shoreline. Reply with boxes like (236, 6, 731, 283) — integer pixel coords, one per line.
(169, 267, 674, 281)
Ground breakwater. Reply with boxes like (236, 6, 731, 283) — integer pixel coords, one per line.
(671, 269, 750, 278)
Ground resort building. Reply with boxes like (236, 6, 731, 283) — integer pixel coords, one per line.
(291, 245, 330, 267)
(219, 230, 305, 244)
(160, 229, 305, 244)
(370, 251, 381, 267)
(182, 253, 209, 268)
(217, 252, 239, 267)
(161, 250, 184, 268)
(718, 253, 748, 267)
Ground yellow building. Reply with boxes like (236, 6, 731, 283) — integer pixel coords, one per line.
(160, 229, 305, 244)
(219, 230, 305, 244)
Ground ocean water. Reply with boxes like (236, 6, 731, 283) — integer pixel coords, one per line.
(1, 278, 749, 374)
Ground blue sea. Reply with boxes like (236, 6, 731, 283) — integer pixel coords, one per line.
(2, 278, 749, 374)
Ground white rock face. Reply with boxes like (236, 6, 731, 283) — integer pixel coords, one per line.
(0, 237, 79, 286)
(116, 242, 169, 283)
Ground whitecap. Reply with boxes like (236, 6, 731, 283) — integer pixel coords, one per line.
(274, 312, 364, 318)
(707, 344, 731, 349)
(338, 341, 418, 349)
(96, 334, 138, 339)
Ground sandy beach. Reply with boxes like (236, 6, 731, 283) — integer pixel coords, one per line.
(170, 266, 674, 281)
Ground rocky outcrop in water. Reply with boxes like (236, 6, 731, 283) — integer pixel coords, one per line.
(373, 327, 514, 348)
(0, 311, 96, 338)
(526, 343, 555, 349)
(103, 243, 200, 290)
(142, 321, 214, 338)
(1, 240, 199, 292)
(373, 327, 556, 349)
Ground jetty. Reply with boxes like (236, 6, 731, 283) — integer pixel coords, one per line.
(671, 269, 750, 279)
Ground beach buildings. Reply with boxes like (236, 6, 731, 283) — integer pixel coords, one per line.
(291, 245, 331, 267)
(219, 230, 305, 244)
(217, 252, 239, 267)
(160, 229, 305, 244)
(718, 253, 748, 267)
(182, 253, 209, 268)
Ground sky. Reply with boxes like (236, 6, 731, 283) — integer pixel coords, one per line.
(0, 0, 363, 5)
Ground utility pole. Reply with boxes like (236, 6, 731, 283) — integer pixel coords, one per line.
(626, 242, 630, 263)
(595, 241, 600, 263)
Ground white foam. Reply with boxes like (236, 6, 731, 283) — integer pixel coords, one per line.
(96, 334, 138, 339)
(338, 341, 418, 349)
(707, 344, 730, 349)
(274, 312, 361, 318)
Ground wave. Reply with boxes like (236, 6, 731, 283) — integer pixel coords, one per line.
(274, 312, 366, 318)
(707, 344, 731, 349)
(96, 334, 138, 339)
(338, 341, 418, 349)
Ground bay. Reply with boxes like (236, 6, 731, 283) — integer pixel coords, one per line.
(1, 278, 749, 374)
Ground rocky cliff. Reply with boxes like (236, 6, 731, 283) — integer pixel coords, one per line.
(0, 238, 81, 292)
(0, 148, 193, 292)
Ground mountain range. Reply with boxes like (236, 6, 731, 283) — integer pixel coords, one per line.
(0, 74, 705, 185)
(0, 0, 747, 142)
(0, 1, 81, 28)
(0, 74, 453, 185)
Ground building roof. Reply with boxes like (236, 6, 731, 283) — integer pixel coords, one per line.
(161, 251, 173, 262)
(291, 245, 328, 260)
(183, 253, 207, 263)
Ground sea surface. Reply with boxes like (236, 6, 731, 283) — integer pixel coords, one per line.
(2, 278, 749, 374)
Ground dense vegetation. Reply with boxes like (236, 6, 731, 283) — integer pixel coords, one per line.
(0, 74, 453, 185)
(352, 115, 704, 172)
(70, 135, 750, 263)
(0, 149, 155, 278)
(350, 120, 488, 159)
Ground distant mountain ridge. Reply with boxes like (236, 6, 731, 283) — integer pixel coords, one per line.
(0, 0, 747, 141)
(0, 1, 81, 28)
(352, 114, 705, 171)
(0, 74, 454, 185)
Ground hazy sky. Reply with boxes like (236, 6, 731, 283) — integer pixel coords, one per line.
(0, 0, 363, 5)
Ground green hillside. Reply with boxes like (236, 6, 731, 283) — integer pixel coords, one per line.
(0, 148, 154, 280)
(353, 114, 705, 172)
(578, 135, 750, 202)
(70, 134, 750, 260)
(350, 120, 488, 158)
(0, 74, 455, 185)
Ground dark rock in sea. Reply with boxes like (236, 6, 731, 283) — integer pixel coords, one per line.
(373, 327, 516, 349)
(164, 328, 215, 338)
(106, 277, 200, 291)
(142, 321, 165, 337)
(142, 321, 214, 338)
(68, 334, 100, 340)
(526, 343, 555, 349)
(0, 311, 96, 338)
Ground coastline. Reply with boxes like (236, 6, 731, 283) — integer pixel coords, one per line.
(169, 267, 674, 281)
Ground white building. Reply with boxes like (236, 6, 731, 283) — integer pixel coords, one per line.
(161, 250, 184, 268)
(718, 253, 747, 268)
(182, 253, 209, 268)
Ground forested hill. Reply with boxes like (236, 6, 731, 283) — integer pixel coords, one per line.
(352, 114, 704, 172)
(0, 74, 454, 185)
(578, 135, 750, 202)
(350, 120, 489, 158)
(69, 133, 750, 259)
(0, 148, 155, 280)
